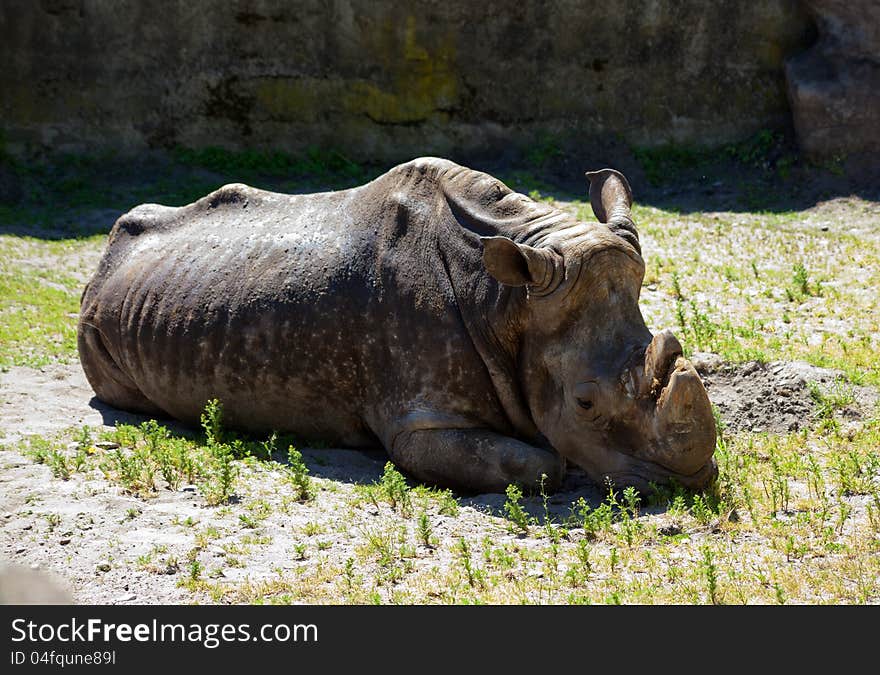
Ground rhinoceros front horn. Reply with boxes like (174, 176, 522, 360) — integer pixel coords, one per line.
(585, 168, 640, 253)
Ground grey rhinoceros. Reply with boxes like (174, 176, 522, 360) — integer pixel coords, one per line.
(78, 157, 716, 493)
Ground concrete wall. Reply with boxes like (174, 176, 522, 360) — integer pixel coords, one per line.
(0, 0, 815, 160)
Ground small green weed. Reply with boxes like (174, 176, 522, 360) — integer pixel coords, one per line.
(786, 262, 821, 302)
(375, 462, 413, 517)
(285, 446, 314, 502)
(456, 538, 484, 589)
(700, 546, 720, 605)
(201, 398, 224, 446)
(417, 511, 435, 548)
(503, 483, 533, 535)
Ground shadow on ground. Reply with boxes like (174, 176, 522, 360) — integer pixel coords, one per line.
(86, 392, 609, 517)
(2, 142, 879, 242)
(89, 396, 182, 431)
(478, 148, 880, 214)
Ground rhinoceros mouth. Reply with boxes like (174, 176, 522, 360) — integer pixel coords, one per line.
(605, 455, 718, 493)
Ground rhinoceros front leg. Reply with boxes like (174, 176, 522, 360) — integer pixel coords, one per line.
(390, 428, 564, 494)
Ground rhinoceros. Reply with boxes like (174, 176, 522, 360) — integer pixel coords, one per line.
(78, 157, 717, 493)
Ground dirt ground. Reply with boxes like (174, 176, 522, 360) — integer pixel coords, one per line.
(1, 355, 875, 604)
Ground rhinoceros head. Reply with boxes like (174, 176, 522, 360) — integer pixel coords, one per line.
(481, 169, 717, 492)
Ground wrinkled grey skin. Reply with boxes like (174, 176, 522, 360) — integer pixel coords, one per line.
(78, 158, 716, 494)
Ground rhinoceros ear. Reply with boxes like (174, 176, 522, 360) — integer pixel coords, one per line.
(481, 236, 556, 289)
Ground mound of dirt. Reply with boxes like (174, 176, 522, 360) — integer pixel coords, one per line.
(693, 354, 877, 434)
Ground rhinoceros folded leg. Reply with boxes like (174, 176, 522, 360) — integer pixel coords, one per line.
(78, 322, 165, 417)
(390, 428, 563, 494)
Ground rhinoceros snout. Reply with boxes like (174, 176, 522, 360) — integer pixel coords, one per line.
(642, 352, 716, 480)
(613, 329, 717, 483)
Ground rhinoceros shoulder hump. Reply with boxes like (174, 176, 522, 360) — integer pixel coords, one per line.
(110, 183, 265, 241)
(111, 203, 180, 238)
(198, 183, 256, 210)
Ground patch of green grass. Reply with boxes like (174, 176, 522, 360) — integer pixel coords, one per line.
(455, 537, 485, 589)
(17, 402, 254, 504)
(0, 234, 105, 367)
(572, 496, 614, 540)
(785, 262, 821, 302)
(417, 511, 436, 548)
(809, 379, 856, 432)
(700, 546, 721, 605)
(673, 299, 768, 363)
(359, 524, 416, 585)
(201, 398, 225, 446)
(302, 521, 324, 537)
(524, 133, 563, 169)
(724, 129, 780, 168)
(0, 266, 81, 367)
(238, 513, 260, 529)
(803, 342, 880, 389)
(411, 484, 460, 517)
(633, 129, 788, 187)
(201, 439, 237, 506)
(633, 145, 708, 187)
(378, 462, 412, 514)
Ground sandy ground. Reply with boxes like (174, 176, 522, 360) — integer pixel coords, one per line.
(0, 363, 395, 604)
(1, 357, 876, 604)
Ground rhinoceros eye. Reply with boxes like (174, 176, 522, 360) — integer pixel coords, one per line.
(577, 398, 594, 411)
(574, 381, 601, 417)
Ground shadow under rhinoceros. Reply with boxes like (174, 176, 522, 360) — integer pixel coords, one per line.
(88, 396, 191, 434)
(292, 447, 630, 522)
(457, 466, 660, 522)
(88, 394, 620, 517)
(88, 395, 397, 486)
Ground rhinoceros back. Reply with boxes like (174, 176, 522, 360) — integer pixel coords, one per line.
(79, 181, 388, 444)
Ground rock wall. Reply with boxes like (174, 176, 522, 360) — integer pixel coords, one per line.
(785, 0, 880, 158)
(1, 0, 814, 161)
